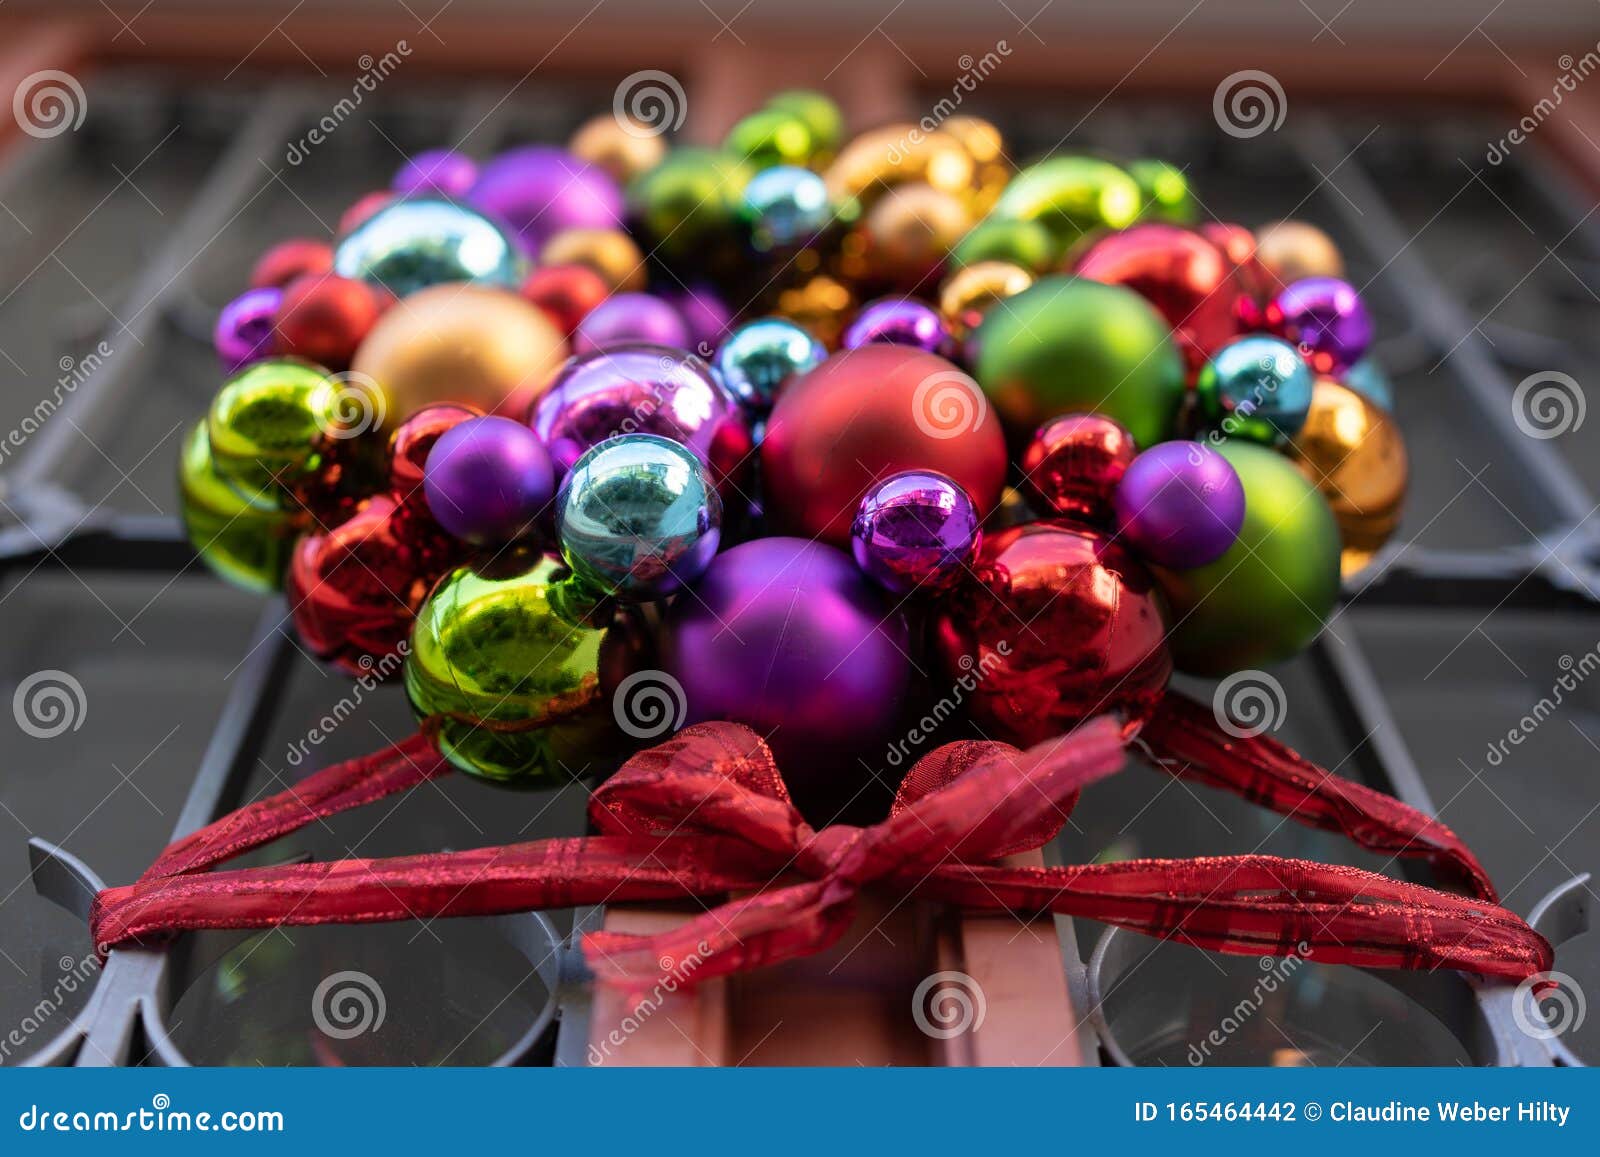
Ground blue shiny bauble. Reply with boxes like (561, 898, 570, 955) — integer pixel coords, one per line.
(556, 434, 723, 601)
(713, 318, 826, 413)
(741, 165, 832, 251)
(1342, 357, 1394, 412)
(333, 197, 522, 297)
(1195, 334, 1314, 444)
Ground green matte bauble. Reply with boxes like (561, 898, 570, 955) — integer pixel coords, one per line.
(765, 90, 843, 159)
(179, 420, 295, 593)
(991, 156, 1143, 256)
(206, 359, 339, 510)
(404, 556, 615, 786)
(628, 148, 752, 261)
(725, 107, 817, 170)
(950, 217, 1056, 273)
(1155, 441, 1341, 676)
(970, 275, 1185, 447)
(1128, 159, 1197, 224)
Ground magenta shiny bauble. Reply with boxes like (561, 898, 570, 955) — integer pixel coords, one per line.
(214, 286, 281, 372)
(393, 149, 479, 198)
(1265, 276, 1373, 376)
(662, 283, 733, 353)
(466, 146, 623, 256)
(1112, 441, 1245, 569)
(850, 470, 981, 594)
(572, 293, 689, 355)
(842, 297, 952, 356)
(423, 415, 555, 545)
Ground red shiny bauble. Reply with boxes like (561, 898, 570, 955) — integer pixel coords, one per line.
(286, 495, 468, 674)
(1072, 223, 1244, 375)
(387, 402, 482, 502)
(1199, 221, 1270, 329)
(520, 264, 611, 335)
(274, 274, 387, 370)
(933, 519, 1172, 746)
(339, 190, 395, 237)
(1020, 413, 1137, 525)
(250, 238, 334, 290)
(761, 345, 1009, 545)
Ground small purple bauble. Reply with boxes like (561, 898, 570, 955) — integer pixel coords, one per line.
(572, 293, 689, 355)
(214, 286, 281, 371)
(466, 146, 623, 257)
(842, 297, 952, 355)
(531, 343, 750, 488)
(661, 283, 732, 353)
(393, 149, 478, 199)
(851, 471, 981, 594)
(658, 537, 911, 777)
(1113, 442, 1245, 570)
(1266, 276, 1372, 375)
(423, 416, 555, 545)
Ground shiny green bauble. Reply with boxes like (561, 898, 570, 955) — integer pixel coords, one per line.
(179, 420, 295, 593)
(206, 359, 339, 510)
(991, 156, 1143, 257)
(1128, 159, 1196, 224)
(970, 275, 1185, 448)
(404, 556, 614, 785)
(1155, 441, 1342, 677)
(950, 217, 1056, 273)
(628, 148, 753, 261)
(765, 90, 843, 159)
(724, 107, 816, 171)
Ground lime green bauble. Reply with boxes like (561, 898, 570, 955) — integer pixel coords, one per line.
(179, 420, 295, 594)
(405, 556, 615, 786)
(970, 275, 1185, 447)
(765, 90, 843, 159)
(950, 217, 1056, 273)
(1128, 159, 1196, 224)
(1156, 441, 1342, 676)
(723, 108, 815, 171)
(206, 359, 338, 510)
(991, 156, 1143, 256)
(628, 148, 752, 261)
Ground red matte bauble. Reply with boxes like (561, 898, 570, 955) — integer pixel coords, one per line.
(760, 345, 1008, 545)
(387, 402, 482, 502)
(250, 238, 334, 290)
(933, 519, 1172, 746)
(339, 191, 395, 237)
(1020, 413, 1137, 525)
(274, 274, 387, 370)
(1072, 223, 1244, 375)
(520, 264, 611, 335)
(286, 495, 468, 674)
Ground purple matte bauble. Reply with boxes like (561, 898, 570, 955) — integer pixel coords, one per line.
(393, 149, 478, 199)
(662, 283, 733, 353)
(423, 415, 555, 545)
(850, 471, 981, 594)
(1266, 276, 1372, 375)
(465, 146, 623, 256)
(213, 286, 281, 371)
(659, 537, 911, 775)
(1113, 442, 1245, 569)
(842, 297, 952, 355)
(572, 293, 689, 355)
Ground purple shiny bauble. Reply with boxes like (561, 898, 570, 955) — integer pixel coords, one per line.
(1266, 276, 1372, 375)
(213, 286, 281, 371)
(466, 146, 623, 257)
(842, 297, 952, 355)
(851, 471, 981, 594)
(661, 283, 732, 353)
(423, 416, 555, 545)
(1113, 441, 1245, 569)
(659, 537, 911, 784)
(393, 149, 478, 199)
(572, 293, 690, 355)
(531, 343, 751, 490)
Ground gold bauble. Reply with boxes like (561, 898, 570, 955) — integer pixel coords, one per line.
(823, 125, 975, 214)
(938, 260, 1034, 339)
(775, 274, 856, 349)
(1285, 377, 1408, 576)
(350, 284, 567, 425)
(1255, 220, 1345, 292)
(860, 183, 972, 285)
(568, 114, 667, 185)
(940, 115, 1010, 214)
(539, 227, 647, 293)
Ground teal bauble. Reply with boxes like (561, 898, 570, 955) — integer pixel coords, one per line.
(1342, 357, 1394, 411)
(970, 275, 1185, 447)
(333, 197, 522, 297)
(714, 317, 827, 412)
(741, 165, 832, 251)
(1154, 441, 1341, 676)
(1196, 334, 1315, 444)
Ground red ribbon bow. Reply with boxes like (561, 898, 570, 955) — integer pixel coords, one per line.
(90, 695, 1551, 990)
